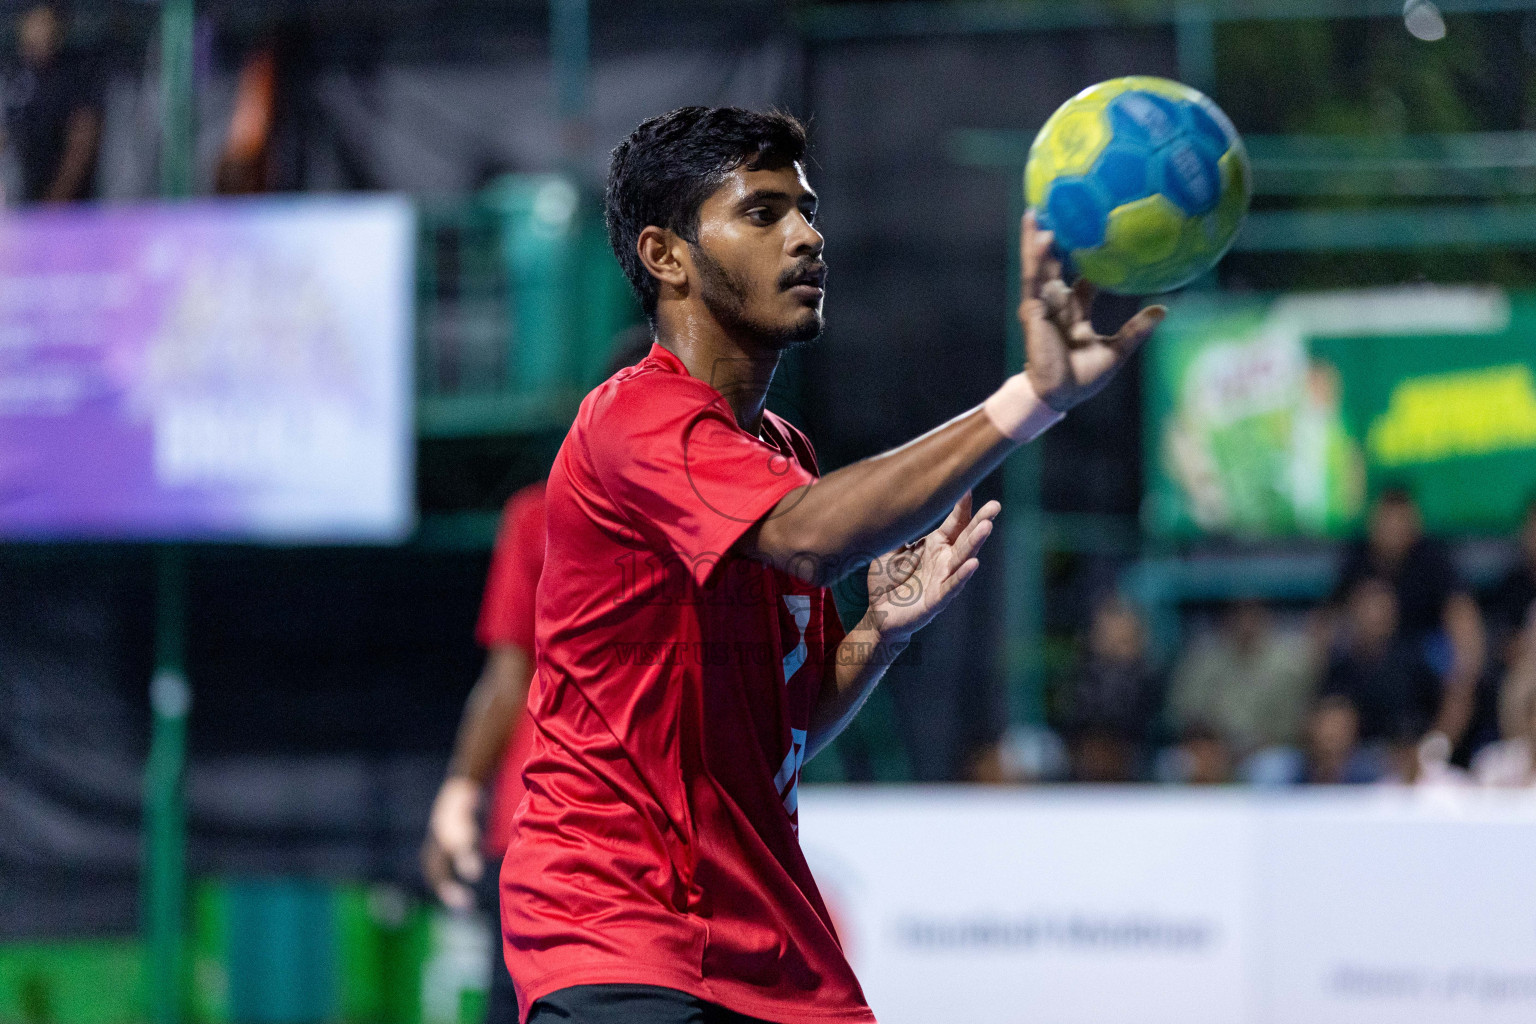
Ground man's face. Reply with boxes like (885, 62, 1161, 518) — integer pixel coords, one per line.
(19, 7, 59, 68)
(1369, 496, 1420, 564)
(688, 161, 825, 349)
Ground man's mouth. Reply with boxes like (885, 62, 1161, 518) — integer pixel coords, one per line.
(783, 265, 827, 292)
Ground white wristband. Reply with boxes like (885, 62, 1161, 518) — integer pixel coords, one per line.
(983, 373, 1064, 443)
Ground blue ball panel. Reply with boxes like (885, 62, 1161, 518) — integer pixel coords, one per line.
(1159, 140, 1221, 216)
(1184, 101, 1232, 157)
(1044, 178, 1108, 251)
(1091, 146, 1152, 207)
(1107, 91, 1181, 149)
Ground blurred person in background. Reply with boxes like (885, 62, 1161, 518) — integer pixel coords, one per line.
(1330, 486, 1485, 757)
(422, 330, 653, 1022)
(1161, 722, 1234, 786)
(1298, 695, 1381, 785)
(1055, 596, 1163, 782)
(1321, 577, 1442, 754)
(1472, 605, 1536, 787)
(1166, 599, 1315, 776)
(1484, 498, 1536, 668)
(3, 3, 102, 203)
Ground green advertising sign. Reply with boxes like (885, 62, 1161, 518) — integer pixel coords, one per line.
(1146, 287, 1536, 538)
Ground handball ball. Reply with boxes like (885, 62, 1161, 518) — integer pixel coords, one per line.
(1026, 76, 1251, 295)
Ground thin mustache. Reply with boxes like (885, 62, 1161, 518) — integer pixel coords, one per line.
(780, 261, 828, 288)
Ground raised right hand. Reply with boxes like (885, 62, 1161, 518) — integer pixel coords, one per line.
(1019, 211, 1165, 412)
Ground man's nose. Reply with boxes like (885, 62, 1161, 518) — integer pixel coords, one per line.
(788, 213, 823, 257)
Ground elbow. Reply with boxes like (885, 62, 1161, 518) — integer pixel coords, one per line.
(753, 515, 858, 587)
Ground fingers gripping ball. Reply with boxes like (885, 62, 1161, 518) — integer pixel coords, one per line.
(1026, 76, 1251, 295)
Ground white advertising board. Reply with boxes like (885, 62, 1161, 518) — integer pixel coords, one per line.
(798, 788, 1536, 1024)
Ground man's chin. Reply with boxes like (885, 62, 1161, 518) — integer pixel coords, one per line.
(776, 309, 824, 348)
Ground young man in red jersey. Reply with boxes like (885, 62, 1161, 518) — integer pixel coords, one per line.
(502, 107, 1164, 1024)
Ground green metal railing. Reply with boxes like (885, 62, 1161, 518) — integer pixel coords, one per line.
(798, 0, 1536, 40)
(414, 180, 639, 439)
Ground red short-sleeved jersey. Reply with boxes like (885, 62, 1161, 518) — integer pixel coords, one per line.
(476, 482, 546, 858)
(501, 344, 874, 1024)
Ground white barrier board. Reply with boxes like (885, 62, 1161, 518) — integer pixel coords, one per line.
(798, 788, 1536, 1024)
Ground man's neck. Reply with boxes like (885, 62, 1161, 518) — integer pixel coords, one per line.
(655, 311, 780, 434)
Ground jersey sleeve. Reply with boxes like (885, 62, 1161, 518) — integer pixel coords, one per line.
(587, 380, 816, 588)
(475, 486, 546, 653)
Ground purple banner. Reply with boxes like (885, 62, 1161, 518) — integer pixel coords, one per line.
(0, 197, 414, 542)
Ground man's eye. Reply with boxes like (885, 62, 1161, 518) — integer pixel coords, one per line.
(747, 208, 775, 225)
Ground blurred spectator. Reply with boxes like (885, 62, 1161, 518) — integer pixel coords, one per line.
(1167, 599, 1315, 765)
(969, 723, 1069, 784)
(1242, 695, 1382, 785)
(1472, 607, 1536, 787)
(1330, 486, 1485, 749)
(1301, 695, 1382, 784)
(1160, 723, 1234, 785)
(1055, 597, 1163, 782)
(1485, 498, 1536, 665)
(215, 47, 277, 194)
(3, 3, 102, 203)
(1321, 577, 1441, 745)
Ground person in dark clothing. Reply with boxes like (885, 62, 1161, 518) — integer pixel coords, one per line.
(1300, 695, 1384, 785)
(1322, 577, 1442, 745)
(1056, 596, 1163, 782)
(4, 4, 103, 203)
(1330, 486, 1484, 748)
(1486, 499, 1536, 661)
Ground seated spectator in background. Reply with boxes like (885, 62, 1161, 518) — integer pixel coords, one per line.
(1055, 597, 1163, 782)
(3, 3, 102, 203)
(1485, 498, 1536, 669)
(1249, 693, 1388, 785)
(1301, 696, 1383, 784)
(1167, 599, 1315, 770)
(1330, 486, 1485, 753)
(1159, 722, 1234, 785)
(1472, 607, 1536, 787)
(1322, 577, 1442, 745)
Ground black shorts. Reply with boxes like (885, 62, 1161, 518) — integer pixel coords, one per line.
(527, 984, 777, 1024)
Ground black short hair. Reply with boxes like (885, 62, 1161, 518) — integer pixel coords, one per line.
(605, 106, 807, 316)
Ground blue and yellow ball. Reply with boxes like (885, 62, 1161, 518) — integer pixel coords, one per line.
(1026, 76, 1251, 295)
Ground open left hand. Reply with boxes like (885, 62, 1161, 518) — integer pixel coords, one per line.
(866, 492, 1000, 640)
(422, 776, 484, 911)
(1019, 211, 1166, 412)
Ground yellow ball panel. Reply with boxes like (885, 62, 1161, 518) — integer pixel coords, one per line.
(1116, 75, 1203, 103)
(1181, 212, 1223, 257)
(1072, 247, 1130, 289)
(1040, 107, 1111, 178)
(1024, 154, 1051, 208)
(1103, 194, 1186, 267)
(1067, 78, 1138, 106)
(1215, 149, 1252, 238)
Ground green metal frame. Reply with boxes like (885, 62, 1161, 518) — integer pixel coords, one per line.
(798, 0, 1536, 40)
(147, 2, 196, 1022)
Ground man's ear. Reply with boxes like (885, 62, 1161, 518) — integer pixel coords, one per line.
(636, 226, 689, 296)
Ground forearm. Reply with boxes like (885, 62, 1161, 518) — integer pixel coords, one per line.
(45, 110, 99, 203)
(807, 613, 910, 759)
(446, 645, 532, 784)
(748, 387, 1056, 584)
(1432, 594, 1486, 743)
